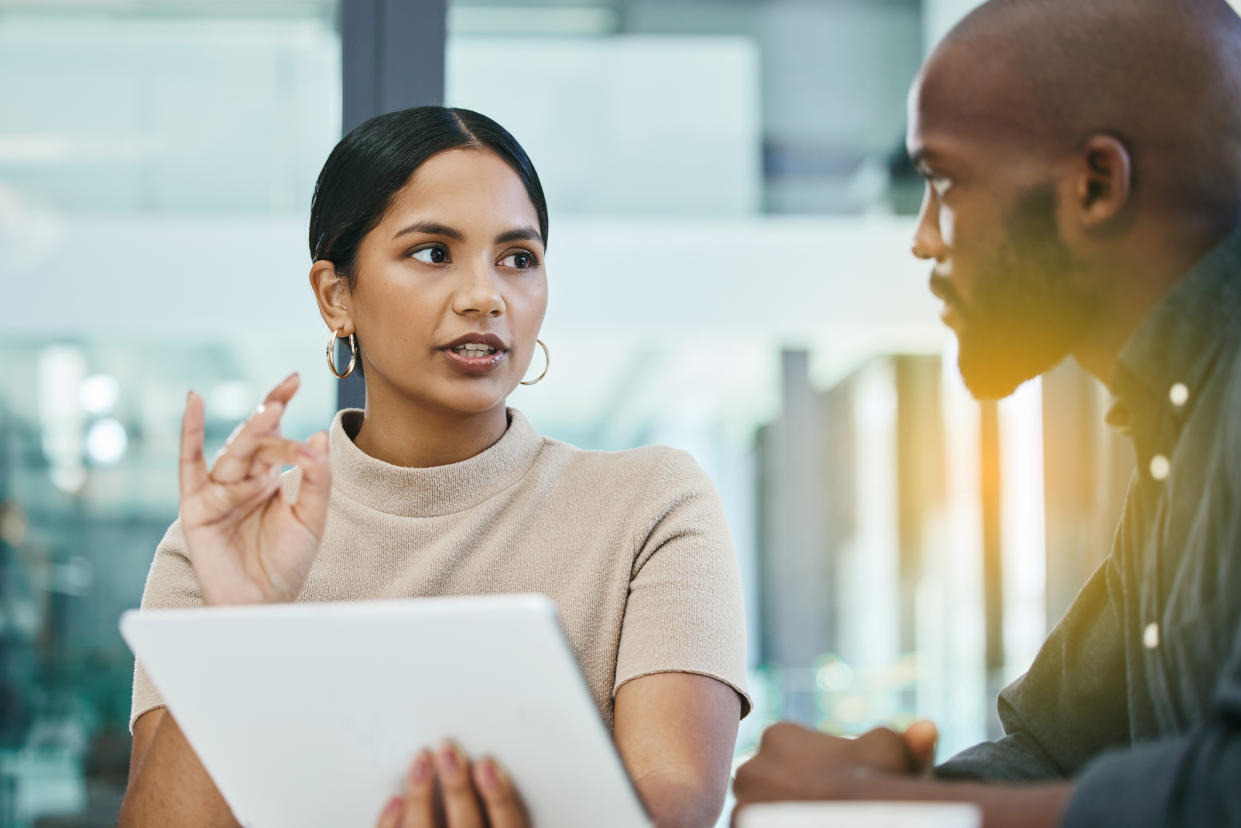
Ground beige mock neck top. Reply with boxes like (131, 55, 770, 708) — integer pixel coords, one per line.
(131, 409, 750, 731)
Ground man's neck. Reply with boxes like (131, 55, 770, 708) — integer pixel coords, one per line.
(1072, 219, 1234, 389)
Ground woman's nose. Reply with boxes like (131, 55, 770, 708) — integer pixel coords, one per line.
(453, 263, 506, 318)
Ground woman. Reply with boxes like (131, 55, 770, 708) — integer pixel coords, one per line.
(119, 107, 749, 828)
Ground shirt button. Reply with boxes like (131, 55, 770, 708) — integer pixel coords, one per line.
(1169, 383, 1189, 407)
(1144, 622, 1160, 650)
(1150, 454, 1171, 481)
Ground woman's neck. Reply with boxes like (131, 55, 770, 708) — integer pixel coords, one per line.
(352, 389, 510, 469)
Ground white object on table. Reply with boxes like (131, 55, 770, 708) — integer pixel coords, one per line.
(737, 801, 982, 828)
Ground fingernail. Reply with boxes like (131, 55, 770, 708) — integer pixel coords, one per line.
(439, 744, 461, 775)
(297, 446, 323, 461)
(383, 796, 402, 816)
(480, 759, 500, 791)
(410, 752, 433, 784)
(284, 371, 299, 383)
(255, 403, 267, 416)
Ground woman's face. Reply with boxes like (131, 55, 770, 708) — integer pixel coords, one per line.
(343, 148, 547, 416)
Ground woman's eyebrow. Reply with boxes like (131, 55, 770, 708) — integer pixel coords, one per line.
(495, 227, 542, 246)
(393, 221, 464, 241)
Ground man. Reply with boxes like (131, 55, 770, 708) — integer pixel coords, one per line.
(733, 0, 1241, 825)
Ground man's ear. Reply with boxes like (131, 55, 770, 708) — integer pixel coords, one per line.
(1071, 132, 1133, 230)
(309, 260, 354, 336)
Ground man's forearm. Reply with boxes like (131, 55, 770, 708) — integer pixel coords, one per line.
(120, 714, 238, 827)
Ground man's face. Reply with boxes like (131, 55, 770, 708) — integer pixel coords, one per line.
(906, 71, 1100, 400)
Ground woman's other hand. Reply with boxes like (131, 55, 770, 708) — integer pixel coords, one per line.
(376, 743, 527, 828)
(179, 372, 331, 606)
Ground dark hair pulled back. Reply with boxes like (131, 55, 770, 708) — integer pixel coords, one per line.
(308, 106, 549, 286)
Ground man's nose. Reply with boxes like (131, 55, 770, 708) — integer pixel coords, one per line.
(911, 189, 946, 262)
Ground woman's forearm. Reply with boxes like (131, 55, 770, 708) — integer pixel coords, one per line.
(120, 713, 239, 828)
(615, 673, 741, 828)
(635, 768, 726, 828)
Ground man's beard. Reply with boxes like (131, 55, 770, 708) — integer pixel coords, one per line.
(953, 185, 1099, 400)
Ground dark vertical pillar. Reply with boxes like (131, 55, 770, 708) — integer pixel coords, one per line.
(336, 0, 447, 410)
(756, 350, 833, 723)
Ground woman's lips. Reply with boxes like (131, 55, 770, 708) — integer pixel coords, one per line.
(440, 347, 508, 375)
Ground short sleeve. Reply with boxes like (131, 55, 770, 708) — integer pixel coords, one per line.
(129, 519, 203, 732)
(613, 450, 752, 717)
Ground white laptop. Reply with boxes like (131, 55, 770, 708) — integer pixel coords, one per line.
(120, 593, 652, 828)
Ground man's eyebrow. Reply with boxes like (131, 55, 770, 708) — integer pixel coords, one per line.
(495, 226, 543, 246)
(393, 222, 464, 241)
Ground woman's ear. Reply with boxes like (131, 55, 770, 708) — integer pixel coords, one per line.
(309, 260, 354, 335)
(1071, 132, 1133, 230)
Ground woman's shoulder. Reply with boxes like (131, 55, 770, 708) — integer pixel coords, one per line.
(536, 436, 715, 499)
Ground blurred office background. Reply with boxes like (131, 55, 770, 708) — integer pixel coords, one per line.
(1, 0, 1149, 824)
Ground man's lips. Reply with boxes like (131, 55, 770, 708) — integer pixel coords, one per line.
(928, 272, 966, 329)
(939, 303, 964, 331)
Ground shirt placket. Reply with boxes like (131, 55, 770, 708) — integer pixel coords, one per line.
(1136, 383, 1192, 734)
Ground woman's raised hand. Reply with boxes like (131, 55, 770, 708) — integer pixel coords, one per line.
(178, 373, 332, 606)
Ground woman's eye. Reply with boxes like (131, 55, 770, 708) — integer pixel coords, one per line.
(411, 245, 448, 264)
(500, 251, 537, 270)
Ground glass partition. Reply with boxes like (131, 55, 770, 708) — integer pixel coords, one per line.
(1, 3, 340, 823)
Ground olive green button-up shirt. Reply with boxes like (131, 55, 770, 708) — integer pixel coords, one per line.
(937, 229, 1241, 827)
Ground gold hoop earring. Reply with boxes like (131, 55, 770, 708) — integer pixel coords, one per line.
(326, 329, 357, 379)
(520, 339, 550, 386)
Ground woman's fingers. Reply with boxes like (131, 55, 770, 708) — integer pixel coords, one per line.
(219, 373, 298, 447)
(209, 400, 286, 484)
(290, 431, 331, 536)
(474, 758, 527, 828)
(182, 374, 298, 498)
(190, 438, 304, 523)
(248, 436, 310, 475)
(389, 746, 518, 828)
(435, 743, 485, 828)
(207, 373, 301, 484)
(400, 751, 436, 828)
(262, 372, 301, 409)
(377, 795, 404, 828)
(179, 391, 210, 498)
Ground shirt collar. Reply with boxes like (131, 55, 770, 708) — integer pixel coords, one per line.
(1107, 228, 1241, 456)
(327, 407, 545, 518)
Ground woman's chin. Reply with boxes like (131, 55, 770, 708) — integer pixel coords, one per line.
(377, 372, 515, 417)
(428, 384, 513, 416)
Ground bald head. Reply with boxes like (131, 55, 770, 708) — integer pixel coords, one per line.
(906, 0, 1241, 398)
(921, 0, 1241, 220)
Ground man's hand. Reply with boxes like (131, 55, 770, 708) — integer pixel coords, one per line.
(733, 720, 938, 807)
(733, 719, 1075, 828)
